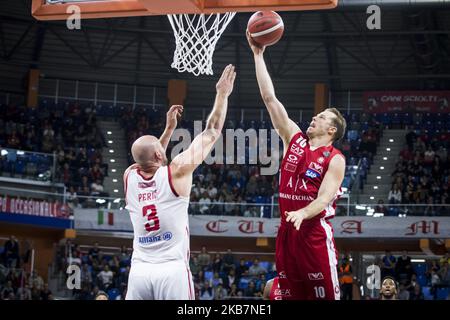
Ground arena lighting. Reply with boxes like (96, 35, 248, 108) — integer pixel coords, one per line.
(114, 189, 119, 193)
(110, 159, 116, 163)
(113, 179, 118, 182)
(411, 259, 426, 263)
(16, 150, 25, 155)
(377, 176, 381, 179)
(96, 199, 106, 204)
(373, 213, 384, 217)
(383, 157, 388, 160)
(373, 186, 378, 189)
(108, 140, 113, 144)
(109, 149, 114, 153)
(0, 149, 8, 156)
(389, 139, 394, 142)
(380, 166, 385, 170)
(111, 169, 117, 173)
(370, 196, 375, 200)
(356, 205, 366, 210)
(107, 131, 112, 135)
(113, 198, 121, 203)
(386, 148, 391, 151)
(352, 165, 358, 169)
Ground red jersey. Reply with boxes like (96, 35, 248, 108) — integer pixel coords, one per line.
(269, 277, 291, 300)
(278, 131, 343, 226)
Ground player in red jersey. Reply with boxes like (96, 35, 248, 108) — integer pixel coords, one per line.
(248, 32, 347, 300)
(263, 276, 292, 300)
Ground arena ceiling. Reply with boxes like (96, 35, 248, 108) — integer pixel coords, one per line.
(0, 0, 449, 112)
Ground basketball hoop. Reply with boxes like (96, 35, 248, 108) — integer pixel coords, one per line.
(167, 12, 236, 76)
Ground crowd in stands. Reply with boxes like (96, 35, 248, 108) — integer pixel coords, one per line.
(120, 107, 383, 217)
(0, 102, 109, 209)
(54, 240, 131, 300)
(0, 235, 53, 300)
(56, 241, 277, 300)
(377, 251, 450, 300)
(387, 129, 450, 216)
(56, 241, 449, 300)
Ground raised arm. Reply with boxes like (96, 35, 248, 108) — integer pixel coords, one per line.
(159, 105, 183, 151)
(247, 31, 300, 148)
(286, 155, 346, 230)
(170, 65, 236, 196)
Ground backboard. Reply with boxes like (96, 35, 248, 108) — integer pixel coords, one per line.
(32, 0, 339, 20)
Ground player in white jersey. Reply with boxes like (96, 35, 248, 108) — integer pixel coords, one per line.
(124, 65, 236, 300)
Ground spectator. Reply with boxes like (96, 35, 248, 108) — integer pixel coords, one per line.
(381, 251, 396, 279)
(222, 249, 235, 272)
(3, 235, 19, 268)
(397, 283, 410, 300)
(40, 283, 52, 300)
(212, 253, 223, 274)
(197, 246, 211, 270)
(388, 184, 402, 204)
(409, 284, 424, 300)
(1, 281, 14, 300)
(235, 259, 249, 280)
(97, 265, 114, 291)
(88, 242, 101, 263)
(199, 281, 214, 300)
(396, 251, 413, 283)
(339, 256, 353, 300)
(375, 199, 387, 215)
(248, 258, 267, 277)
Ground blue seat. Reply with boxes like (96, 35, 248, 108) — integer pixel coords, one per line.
(414, 263, 427, 276)
(259, 261, 270, 271)
(422, 286, 433, 300)
(204, 271, 213, 281)
(436, 288, 449, 300)
(107, 288, 120, 300)
(15, 161, 25, 174)
(417, 274, 427, 287)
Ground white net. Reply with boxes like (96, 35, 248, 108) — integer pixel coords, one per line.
(167, 12, 236, 76)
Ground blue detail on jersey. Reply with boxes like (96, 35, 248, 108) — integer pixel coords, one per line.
(163, 232, 173, 241)
(305, 169, 321, 179)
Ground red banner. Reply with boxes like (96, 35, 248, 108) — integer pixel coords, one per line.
(363, 91, 450, 113)
(0, 195, 70, 218)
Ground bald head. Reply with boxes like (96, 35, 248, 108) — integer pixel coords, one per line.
(131, 135, 167, 172)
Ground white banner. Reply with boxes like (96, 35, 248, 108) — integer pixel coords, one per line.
(74, 209, 450, 238)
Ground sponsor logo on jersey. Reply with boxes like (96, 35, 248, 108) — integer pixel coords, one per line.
(162, 232, 173, 241)
(286, 154, 299, 164)
(138, 235, 162, 244)
(317, 157, 325, 164)
(274, 288, 292, 297)
(308, 162, 323, 174)
(308, 272, 324, 281)
(279, 193, 314, 201)
(138, 232, 173, 245)
(284, 163, 297, 173)
(278, 271, 287, 279)
(305, 169, 320, 179)
(290, 144, 305, 156)
(138, 181, 156, 189)
(323, 151, 331, 158)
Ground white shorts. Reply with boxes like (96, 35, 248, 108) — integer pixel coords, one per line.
(125, 260, 194, 300)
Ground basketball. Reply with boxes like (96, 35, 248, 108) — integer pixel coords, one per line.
(247, 11, 284, 47)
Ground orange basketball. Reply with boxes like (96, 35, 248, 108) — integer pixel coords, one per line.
(247, 11, 284, 47)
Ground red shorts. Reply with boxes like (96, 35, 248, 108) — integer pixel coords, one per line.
(276, 219, 341, 300)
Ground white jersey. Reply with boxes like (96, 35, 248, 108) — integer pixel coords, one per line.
(125, 165, 190, 264)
